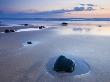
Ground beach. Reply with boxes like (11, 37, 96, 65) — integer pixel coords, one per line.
(0, 20, 110, 82)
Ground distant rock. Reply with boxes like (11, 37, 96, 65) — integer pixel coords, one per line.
(54, 55, 75, 73)
(98, 25, 102, 27)
(21, 24, 29, 26)
(61, 22, 68, 26)
(39, 26, 46, 29)
(4, 29, 15, 33)
(27, 41, 32, 44)
(10, 30, 15, 32)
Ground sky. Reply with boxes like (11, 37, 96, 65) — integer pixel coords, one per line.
(0, 0, 110, 18)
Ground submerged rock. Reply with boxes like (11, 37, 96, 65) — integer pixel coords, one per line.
(54, 55, 75, 73)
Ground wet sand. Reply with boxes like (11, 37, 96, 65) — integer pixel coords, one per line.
(0, 26, 110, 82)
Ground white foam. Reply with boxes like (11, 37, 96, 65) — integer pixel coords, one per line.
(16, 28, 39, 32)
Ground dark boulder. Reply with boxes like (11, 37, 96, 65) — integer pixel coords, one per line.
(5, 29, 10, 33)
(39, 26, 45, 29)
(42, 26, 45, 28)
(61, 22, 68, 26)
(27, 41, 32, 44)
(54, 55, 75, 73)
(10, 30, 15, 32)
(4, 29, 15, 33)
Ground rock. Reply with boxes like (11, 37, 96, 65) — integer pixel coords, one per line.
(54, 55, 75, 73)
(98, 25, 102, 27)
(4, 29, 10, 33)
(39, 26, 45, 29)
(23, 24, 29, 26)
(4, 29, 15, 33)
(27, 41, 32, 44)
(10, 30, 15, 32)
(61, 22, 68, 26)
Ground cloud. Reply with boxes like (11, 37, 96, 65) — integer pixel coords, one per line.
(74, 7, 85, 11)
(80, 3, 95, 7)
(73, 7, 94, 11)
(73, 3, 95, 11)
(86, 7, 94, 11)
(80, 4, 85, 6)
(0, 3, 96, 18)
(87, 4, 95, 6)
(39, 3, 96, 14)
(36, 9, 68, 15)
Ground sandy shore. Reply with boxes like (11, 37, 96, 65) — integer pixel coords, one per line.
(0, 26, 110, 82)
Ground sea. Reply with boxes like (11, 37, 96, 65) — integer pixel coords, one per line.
(0, 18, 110, 27)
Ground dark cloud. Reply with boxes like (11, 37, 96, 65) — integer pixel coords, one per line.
(74, 7, 85, 11)
(80, 4, 85, 6)
(73, 6, 95, 11)
(74, 3, 96, 11)
(87, 4, 95, 6)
